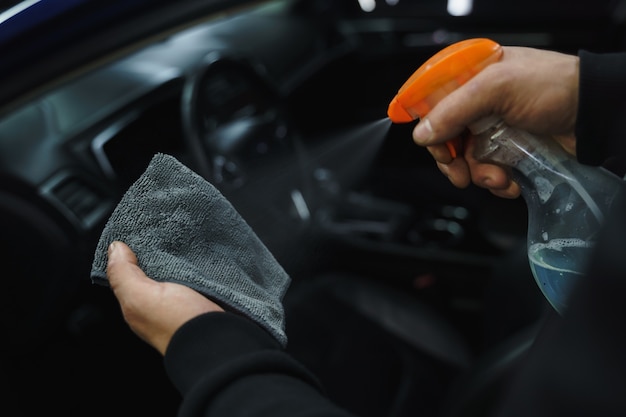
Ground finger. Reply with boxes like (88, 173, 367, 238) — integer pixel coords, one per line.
(489, 182, 521, 199)
(464, 138, 504, 186)
(553, 134, 576, 156)
(466, 161, 521, 198)
(427, 143, 454, 164)
(426, 135, 465, 163)
(106, 241, 150, 292)
(462, 137, 521, 198)
(437, 159, 471, 189)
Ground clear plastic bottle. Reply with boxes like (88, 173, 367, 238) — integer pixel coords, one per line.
(388, 38, 625, 314)
(469, 116, 623, 313)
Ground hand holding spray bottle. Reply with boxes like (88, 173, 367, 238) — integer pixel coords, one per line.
(388, 38, 625, 314)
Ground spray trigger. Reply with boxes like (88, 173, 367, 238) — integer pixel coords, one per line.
(387, 38, 503, 159)
(446, 138, 460, 159)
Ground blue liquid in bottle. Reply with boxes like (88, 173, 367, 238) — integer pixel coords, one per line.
(528, 238, 591, 314)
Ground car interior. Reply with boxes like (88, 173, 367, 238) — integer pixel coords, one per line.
(2, 0, 625, 416)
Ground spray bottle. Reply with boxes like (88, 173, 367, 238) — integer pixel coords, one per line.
(387, 38, 625, 314)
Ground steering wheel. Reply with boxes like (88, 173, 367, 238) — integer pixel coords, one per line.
(181, 52, 291, 186)
(180, 52, 313, 262)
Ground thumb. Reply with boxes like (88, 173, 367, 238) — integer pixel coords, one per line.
(413, 65, 503, 148)
(413, 95, 487, 149)
(106, 240, 149, 292)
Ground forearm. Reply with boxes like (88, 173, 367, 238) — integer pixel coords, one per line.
(164, 313, 353, 417)
(575, 50, 626, 166)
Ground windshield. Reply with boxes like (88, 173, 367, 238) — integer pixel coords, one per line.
(0, 0, 260, 114)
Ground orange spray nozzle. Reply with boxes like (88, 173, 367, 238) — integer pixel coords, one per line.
(387, 38, 503, 157)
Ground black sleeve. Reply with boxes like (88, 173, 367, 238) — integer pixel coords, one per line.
(575, 50, 626, 167)
(163, 312, 355, 417)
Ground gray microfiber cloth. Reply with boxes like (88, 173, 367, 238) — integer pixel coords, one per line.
(91, 153, 290, 346)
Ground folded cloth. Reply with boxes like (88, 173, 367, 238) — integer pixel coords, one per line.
(90, 153, 290, 346)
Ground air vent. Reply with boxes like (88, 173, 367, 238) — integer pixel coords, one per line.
(41, 173, 114, 230)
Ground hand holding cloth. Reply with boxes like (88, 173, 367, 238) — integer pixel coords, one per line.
(90, 153, 290, 346)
